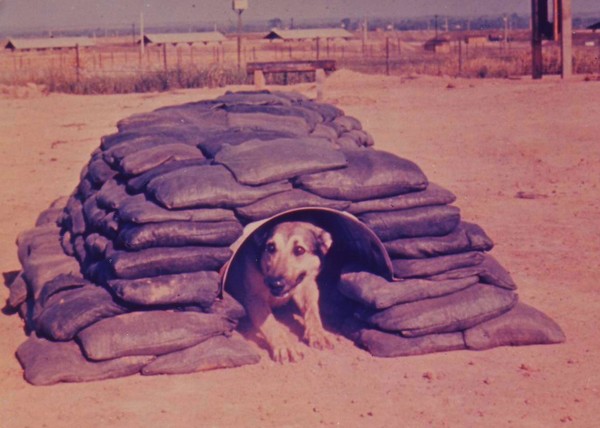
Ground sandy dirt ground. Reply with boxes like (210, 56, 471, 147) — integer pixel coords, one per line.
(1, 71, 599, 427)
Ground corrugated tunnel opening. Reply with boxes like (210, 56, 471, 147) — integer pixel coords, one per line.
(221, 208, 394, 339)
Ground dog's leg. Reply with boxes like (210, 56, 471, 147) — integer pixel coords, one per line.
(246, 297, 305, 363)
(293, 280, 335, 350)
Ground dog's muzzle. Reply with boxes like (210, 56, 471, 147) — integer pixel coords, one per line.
(265, 272, 306, 297)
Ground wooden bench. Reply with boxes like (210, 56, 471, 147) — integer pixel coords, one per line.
(246, 60, 336, 85)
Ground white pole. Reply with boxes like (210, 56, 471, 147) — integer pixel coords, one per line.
(561, 0, 573, 78)
(140, 11, 145, 59)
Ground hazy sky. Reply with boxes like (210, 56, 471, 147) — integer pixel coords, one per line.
(0, 1, 598, 32)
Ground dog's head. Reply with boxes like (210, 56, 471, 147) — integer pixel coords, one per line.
(256, 221, 333, 298)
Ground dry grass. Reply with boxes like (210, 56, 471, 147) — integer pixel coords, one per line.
(1, 33, 598, 94)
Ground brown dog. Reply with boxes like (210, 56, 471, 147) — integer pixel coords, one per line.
(235, 221, 335, 362)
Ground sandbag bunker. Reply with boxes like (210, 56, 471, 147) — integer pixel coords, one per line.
(7, 90, 565, 385)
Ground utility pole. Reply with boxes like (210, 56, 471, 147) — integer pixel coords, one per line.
(561, 0, 573, 78)
(503, 14, 508, 51)
(140, 11, 145, 62)
(531, 0, 543, 79)
(232, 0, 248, 72)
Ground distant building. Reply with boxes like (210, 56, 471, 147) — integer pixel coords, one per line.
(423, 37, 450, 53)
(141, 32, 227, 46)
(3, 37, 95, 51)
(465, 36, 487, 47)
(264, 28, 354, 41)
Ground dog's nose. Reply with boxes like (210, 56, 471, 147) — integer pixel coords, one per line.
(265, 277, 285, 296)
(265, 277, 285, 291)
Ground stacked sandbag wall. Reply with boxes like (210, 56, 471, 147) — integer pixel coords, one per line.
(6, 90, 564, 385)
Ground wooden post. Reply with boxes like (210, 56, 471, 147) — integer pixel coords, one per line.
(561, 0, 573, 78)
(140, 12, 145, 67)
(385, 37, 390, 76)
(531, 0, 543, 79)
(458, 39, 463, 75)
(254, 69, 265, 89)
(315, 68, 325, 101)
(316, 37, 320, 60)
(75, 44, 81, 83)
(236, 10, 243, 71)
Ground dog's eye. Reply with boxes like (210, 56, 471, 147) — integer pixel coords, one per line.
(293, 246, 306, 256)
(266, 242, 276, 254)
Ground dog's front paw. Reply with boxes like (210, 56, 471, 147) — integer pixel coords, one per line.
(304, 328, 335, 350)
(270, 341, 305, 363)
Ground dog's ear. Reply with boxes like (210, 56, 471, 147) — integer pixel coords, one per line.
(315, 229, 333, 256)
(252, 227, 270, 250)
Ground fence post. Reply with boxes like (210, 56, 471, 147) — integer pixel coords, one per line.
(458, 39, 463, 75)
(316, 37, 320, 60)
(385, 37, 390, 75)
(75, 44, 81, 83)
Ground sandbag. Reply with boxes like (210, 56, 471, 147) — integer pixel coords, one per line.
(147, 164, 292, 209)
(342, 129, 374, 147)
(227, 112, 311, 136)
(363, 283, 518, 336)
(108, 246, 232, 279)
(35, 204, 65, 227)
(96, 179, 130, 210)
(103, 125, 213, 151)
(103, 137, 186, 166)
(338, 271, 479, 309)
(117, 196, 236, 224)
(348, 183, 456, 215)
(357, 329, 466, 358)
(150, 102, 229, 129)
(384, 222, 493, 258)
(310, 123, 338, 142)
(118, 143, 205, 176)
(222, 103, 323, 130)
(125, 159, 208, 193)
(429, 253, 517, 290)
(141, 333, 260, 375)
(360, 205, 461, 242)
(87, 157, 117, 185)
(202, 291, 247, 322)
(301, 100, 343, 122)
(117, 220, 243, 250)
(37, 273, 89, 306)
(215, 137, 347, 185)
(332, 115, 362, 132)
(464, 302, 566, 350)
(215, 90, 293, 106)
(63, 196, 87, 235)
(35, 283, 128, 341)
(16, 223, 59, 252)
(108, 271, 220, 307)
(23, 253, 81, 299)
(72, 235, 87, 263)
(16, 334, 153, 386)
(235, 188, 351, 221)
(297, 148, 428, 201)
(7, 271, 28, 309)
(78, 311, 233, 360)
(197, 129, 296, 158)
(17, 225, 63, 266)
(85, 233, 113, 260)
(392, 251, 485, 278)
(82, 194, 107, 231)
